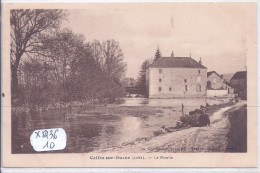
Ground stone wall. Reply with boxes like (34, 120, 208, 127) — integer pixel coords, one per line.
(207, 90, 228, 97)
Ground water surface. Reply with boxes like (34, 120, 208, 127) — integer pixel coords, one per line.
(12, 97, 227, 153)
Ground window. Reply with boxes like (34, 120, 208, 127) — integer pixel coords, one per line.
(198, 70, 200, 74)
(169, 87, 172, 91)
(185, 85, 188, 91)
(159, 87, 162, 92)
(197, 85, 201, 92)
(159, 78, 162, 82)
(184, 79, 187, 83)
(197, 76, 201, 82)
(159, 69, 162, 73)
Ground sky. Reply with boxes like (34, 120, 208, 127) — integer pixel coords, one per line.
(64, 3, 256, 78)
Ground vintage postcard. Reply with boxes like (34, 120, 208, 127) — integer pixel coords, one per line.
(2, 2, 257, 167)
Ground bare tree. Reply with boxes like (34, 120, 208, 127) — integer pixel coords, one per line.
(101, 40, 126, 84)
(10, 9, 66, 96)
(91, 40, 103, 64)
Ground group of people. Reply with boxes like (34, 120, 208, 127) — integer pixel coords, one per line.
(180, 103, 210, 127)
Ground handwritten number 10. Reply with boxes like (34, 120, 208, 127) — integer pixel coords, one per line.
(43, 141, 55, 149)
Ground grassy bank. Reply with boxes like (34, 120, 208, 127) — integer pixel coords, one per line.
(206, 101, 235, 117)
(225, 104, 247, 152)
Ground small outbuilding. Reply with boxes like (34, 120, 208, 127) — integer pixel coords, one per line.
(207, 71, 225, 90)
(230, 71, 247, 99)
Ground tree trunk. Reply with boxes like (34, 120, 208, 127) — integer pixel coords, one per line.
(11, 64, 19, 97)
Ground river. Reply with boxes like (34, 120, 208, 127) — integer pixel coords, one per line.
(12, 97, 229, 153)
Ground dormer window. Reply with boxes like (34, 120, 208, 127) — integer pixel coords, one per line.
(159, 78, 162, 82)
(159, 69, 162, 73)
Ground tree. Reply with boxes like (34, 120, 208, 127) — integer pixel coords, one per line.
(18, 59, 56, 107)
(136, 58, 152, 96)
(39, 28, 85, 89)
(91, 40, 103, 64)
(101, 40, 126, 84)
(69, 43, 102, 101)
(154, 47, 161, 61)
(10, 9, 66, 96)
(69, 41, 125, 101)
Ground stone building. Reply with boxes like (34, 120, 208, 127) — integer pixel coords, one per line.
(146, 52, 207, 98)
(207, 71, 225, 89)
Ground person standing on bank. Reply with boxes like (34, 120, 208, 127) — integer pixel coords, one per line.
(182, 103, 184, 116)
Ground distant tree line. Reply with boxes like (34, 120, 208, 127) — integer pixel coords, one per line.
(11, 9, 126, 107)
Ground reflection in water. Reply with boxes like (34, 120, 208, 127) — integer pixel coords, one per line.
(12, 98, 228, 153)
(119, 117, 142, 143)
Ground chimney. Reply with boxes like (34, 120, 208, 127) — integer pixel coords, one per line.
(171, 51, 174, 57)
(199, 57, 202, 64)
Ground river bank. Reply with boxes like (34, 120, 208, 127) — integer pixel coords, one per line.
(96, 100, 246, 153)
(225, 104, 247, 152)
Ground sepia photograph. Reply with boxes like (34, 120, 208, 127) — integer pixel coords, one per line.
(2, 2, 257, 167)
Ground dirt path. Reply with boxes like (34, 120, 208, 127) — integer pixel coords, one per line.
(98, 101, 246, 153)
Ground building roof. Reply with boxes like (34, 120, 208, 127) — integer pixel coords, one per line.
(149, 57, 206, 69)
(222, 73, 235, 82)
(231, 71, 247, 80)
(207, 71, 222, 78)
